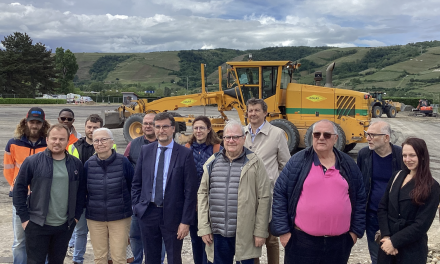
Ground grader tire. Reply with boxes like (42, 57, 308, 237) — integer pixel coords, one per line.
(123, 114, 145, 142)
(304, 121, 346, 152)
(270, 119, 300, 153)
(343, 143, 357, 153)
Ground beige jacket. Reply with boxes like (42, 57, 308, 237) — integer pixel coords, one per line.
(244, 121, 291, 194)
(197, 149, 271, 262)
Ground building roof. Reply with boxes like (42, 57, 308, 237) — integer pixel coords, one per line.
(121, 92, 139, 96)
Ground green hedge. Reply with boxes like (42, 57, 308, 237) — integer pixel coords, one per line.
(384, 97, 420, 107)
(0, 98, 67, 104)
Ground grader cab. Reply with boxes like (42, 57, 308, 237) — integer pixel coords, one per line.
(103, 60, 371, 153)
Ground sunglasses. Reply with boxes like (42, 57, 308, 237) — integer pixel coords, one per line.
(60, 117, 73, 122)
(313, 132, 336, 139)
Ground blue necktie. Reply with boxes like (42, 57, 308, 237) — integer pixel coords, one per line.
(154, 147, 167, 206)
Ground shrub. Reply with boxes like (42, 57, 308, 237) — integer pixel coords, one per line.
(383, 97, 420, 107)
(0, 98, 67, 104)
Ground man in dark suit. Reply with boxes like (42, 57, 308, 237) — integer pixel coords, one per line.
(131, 112, 197, 264)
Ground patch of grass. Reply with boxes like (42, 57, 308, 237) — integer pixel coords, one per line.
(384, 47, 440, 74)
(411, 71, 440, 80)
(362, 70, 404, 81)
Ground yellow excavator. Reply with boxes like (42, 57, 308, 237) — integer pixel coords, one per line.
(103, 60, 372, 153)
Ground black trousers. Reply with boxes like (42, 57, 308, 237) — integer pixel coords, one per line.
(25, 221, 75, 264)
(138, 205, 183, 264)
(284, 228, 354, 264)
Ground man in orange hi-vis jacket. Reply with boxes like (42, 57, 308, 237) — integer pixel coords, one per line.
(3, 107, 49, 264)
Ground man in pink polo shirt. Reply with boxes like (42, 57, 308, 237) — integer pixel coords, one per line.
(271, 119, 366, 264)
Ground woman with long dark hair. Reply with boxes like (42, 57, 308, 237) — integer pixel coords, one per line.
(185, 116, 222, 264)
(377, 137, 440, 264)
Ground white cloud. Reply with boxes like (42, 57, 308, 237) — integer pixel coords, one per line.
(329, 43, 357, 48)
(151, 0, 232, 15)
(106, 14, 129, 20)
(0, 0, 438, 53)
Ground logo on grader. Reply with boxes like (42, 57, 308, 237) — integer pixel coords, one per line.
(306, 95, 327, 103)
(180, 99, 197, 105)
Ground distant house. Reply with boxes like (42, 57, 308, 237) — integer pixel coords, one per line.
(122, 92, 139, 105)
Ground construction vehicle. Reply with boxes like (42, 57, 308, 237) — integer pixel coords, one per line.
(369, 92, 399, 118)
(103, 60, 372, 153)
(412, 99, 436, 117)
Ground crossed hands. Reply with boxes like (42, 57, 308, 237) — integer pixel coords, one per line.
(202, 234, 265, 247)
(380, 236, 398, 255)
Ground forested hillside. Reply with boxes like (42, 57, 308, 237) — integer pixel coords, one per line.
(73, 40, 440, 98)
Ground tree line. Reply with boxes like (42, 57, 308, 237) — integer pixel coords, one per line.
(0, 32, 79, 97)
(89, 55, 132, 81)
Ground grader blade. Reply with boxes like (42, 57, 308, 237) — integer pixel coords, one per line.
(102, 110, 124, 129)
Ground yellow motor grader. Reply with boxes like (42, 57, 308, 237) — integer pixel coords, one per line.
(103, 60, 372, 153)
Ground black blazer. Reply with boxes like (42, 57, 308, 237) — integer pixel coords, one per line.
(377, 169, 440, 263)
(131, 141, 198, 229)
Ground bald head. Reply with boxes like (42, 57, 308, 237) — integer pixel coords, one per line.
(369, 121, 391, 136)
(366, 121, 392, 153)
(312, 119, 338, 134)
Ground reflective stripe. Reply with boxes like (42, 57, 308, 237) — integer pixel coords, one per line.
(15, 162, 22, 169)
(5, 151, 11, 155)
(4, 164, 15, 169)
(68, 144, 80, 159)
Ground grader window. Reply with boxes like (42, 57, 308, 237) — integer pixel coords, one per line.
(236, 68, 259, 85)
(262, 67, 278, 99)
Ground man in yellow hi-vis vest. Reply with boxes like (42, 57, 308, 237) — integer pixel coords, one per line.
(67, 114, 116, 264)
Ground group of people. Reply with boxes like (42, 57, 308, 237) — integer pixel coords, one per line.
(3, 99, 440, 264)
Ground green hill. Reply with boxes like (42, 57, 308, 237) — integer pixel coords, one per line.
(74, 41, 440, 97)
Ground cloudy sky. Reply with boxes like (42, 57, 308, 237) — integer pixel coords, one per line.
(0, 0, 439, 52)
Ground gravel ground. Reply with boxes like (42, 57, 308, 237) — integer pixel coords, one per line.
(0, 105, 439, 264)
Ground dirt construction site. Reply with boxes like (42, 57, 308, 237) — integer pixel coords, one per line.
(0, 104, 439, 264)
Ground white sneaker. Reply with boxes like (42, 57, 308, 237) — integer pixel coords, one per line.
(67, 246, 74, 257)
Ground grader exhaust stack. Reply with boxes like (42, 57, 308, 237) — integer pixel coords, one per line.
(325, 62, 336, 88)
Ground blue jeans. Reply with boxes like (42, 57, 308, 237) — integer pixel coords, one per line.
(366, 209, 379, 264)
(68, 209, 88, 263)
(190, 218, 208, 264)
(12, 205, 27, 264)
(212, 234, 253, 264)
(130, 215, 165, 264)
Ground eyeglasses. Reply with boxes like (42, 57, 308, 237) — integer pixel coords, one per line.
(143, 122, 154, 126)
(154, 125, 173, 130)
(312, 132, 336, 139)
(223, 135, 244, 141)
(93, 137, 113, 144)
(60, 117, 73, 122)
(365, 131, 386, 139)
(193, 126, 207, 131)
